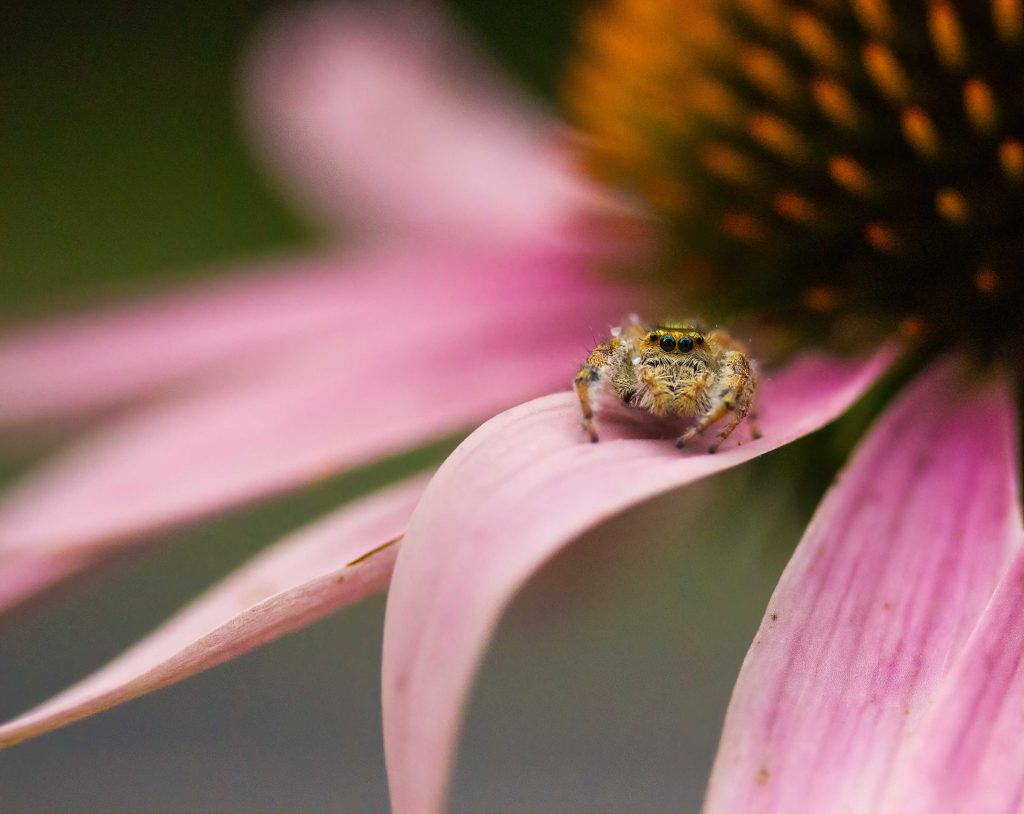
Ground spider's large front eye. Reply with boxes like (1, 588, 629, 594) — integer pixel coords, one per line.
(678, 336, 694, 352)
(659, 334, 676, 352)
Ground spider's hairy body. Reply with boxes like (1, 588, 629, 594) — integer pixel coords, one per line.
(574, 317, 760, 453)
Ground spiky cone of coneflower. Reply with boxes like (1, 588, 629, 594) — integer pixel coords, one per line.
(566, 0, 1024, 366)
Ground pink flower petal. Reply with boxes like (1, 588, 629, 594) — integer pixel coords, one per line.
(0, 476, 426, 748)
(0, 245, 604, 429)
(703, 358, 1021, 814)
(0, 245, 623, 566)
(877, 523, 1024, 812)
(0, 256, 357, 428)
(380, 347, 895, 814)
(0, 554, 94, 613)
(243, 3, 608, 246)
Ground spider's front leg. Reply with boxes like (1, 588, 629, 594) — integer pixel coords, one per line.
(574, 341, 615, 442)
(705, 376, 757, 453)
(744, 367, 763, 441)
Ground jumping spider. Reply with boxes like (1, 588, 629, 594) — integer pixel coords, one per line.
(574, 317, 761, 453)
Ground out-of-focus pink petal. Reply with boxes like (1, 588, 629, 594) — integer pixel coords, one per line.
(0, 245, 608, 428)
(878, 519, 1024, 812)
(380, 347, 895, 814)
(0, 554, 93, 613)
(244, 3, 610, 246)
(0, 246, 624, 563)
(0, 257, 354, 428)
(703, 359, 1020, 814)
(0, 476, 426, 748)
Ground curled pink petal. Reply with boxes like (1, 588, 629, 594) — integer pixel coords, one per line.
(0, 245, 623, 563)
(0, 476, 426, 748)
(703, 358, 1021, 814)
(381, 347, 895, 814)
(244, 3, 608, 246)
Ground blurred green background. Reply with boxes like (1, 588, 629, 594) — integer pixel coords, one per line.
(0, 2, 821, 811)
(0, 0, 578, 317)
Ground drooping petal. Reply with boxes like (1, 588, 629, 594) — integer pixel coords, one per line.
(244, 3, 608, 246)
(0, 257, 352, 429)
(0, 554, 94, 614)
(703, 358, 1021, 814)
(381, 347, 895, 814)
(877, 517, 1024, 813)
(0, 475, 426, 748)
(0, 245, 606, 429)
(0, 245, 623, 570)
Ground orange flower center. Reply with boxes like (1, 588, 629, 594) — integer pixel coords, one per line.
(565, 0, 1024, 359)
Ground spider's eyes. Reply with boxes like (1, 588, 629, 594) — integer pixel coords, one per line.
(649, 332, 659, 342)
(678, 336, 694, 352)
(696, 335, 704, 345)
(659, 334, 676, 352)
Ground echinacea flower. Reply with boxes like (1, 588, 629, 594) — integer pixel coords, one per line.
(3, 3, 1024, 814)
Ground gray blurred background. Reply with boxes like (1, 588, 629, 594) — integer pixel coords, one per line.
(0, 2, 828, 811)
